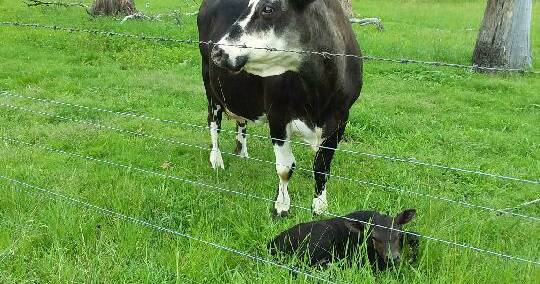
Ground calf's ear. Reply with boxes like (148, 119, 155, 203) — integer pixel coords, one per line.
(396, 209, 416, 225)
(344, 220, 364, 233)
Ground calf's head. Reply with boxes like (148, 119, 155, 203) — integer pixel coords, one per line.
(346, 209, 416, 267)
(211, 0, 317, 77)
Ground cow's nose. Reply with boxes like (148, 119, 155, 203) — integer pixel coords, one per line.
(392, 256, 401, 264)
(211, 46, 227, 67)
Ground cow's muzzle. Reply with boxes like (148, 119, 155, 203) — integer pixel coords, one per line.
(211, 46, 248, 73)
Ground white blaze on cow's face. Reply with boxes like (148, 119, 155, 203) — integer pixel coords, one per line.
(212, 0, 312, 77)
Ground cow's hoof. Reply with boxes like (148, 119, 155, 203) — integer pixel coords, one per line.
(234, 145, 249, 158)
(312, 199, 328, 216)
(312, 207, 328, 216)
(271, 207, 290, 219)
(210, 149, 225, 169)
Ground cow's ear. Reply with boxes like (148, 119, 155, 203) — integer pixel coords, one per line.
(290, 0, 317, 10)
(396, 209, 416, 225)
(344, 220, 363, 233)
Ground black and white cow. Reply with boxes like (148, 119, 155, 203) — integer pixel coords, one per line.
(197, 0, 363, 216)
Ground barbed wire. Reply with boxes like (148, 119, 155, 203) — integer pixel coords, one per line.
(1, 136, 539, 266)
(1, 101, 538, 222)
(0, 21, 539, 74)
(502, 197, 540, 212)
(0, 175, 337, 283)
(1, 90, 537, 186)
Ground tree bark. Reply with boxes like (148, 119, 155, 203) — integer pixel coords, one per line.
(90, 0, 137, 16)
(473, 0, 533, 70)
(339, 0, 354, 18)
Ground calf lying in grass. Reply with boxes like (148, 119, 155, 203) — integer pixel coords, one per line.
(268, 209, 419, 270)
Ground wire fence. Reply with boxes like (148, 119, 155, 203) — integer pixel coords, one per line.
(502, 198, 540, 212)
(1, 136, 539, 266)
(1, 9, 540, 274)
(1, 90, 537, 186)
(0, 175, 337, 284)
(1, 100, 538, 222)
(1, 21, 539, 75)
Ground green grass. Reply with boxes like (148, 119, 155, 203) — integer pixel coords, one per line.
(0, 0, 539, 283)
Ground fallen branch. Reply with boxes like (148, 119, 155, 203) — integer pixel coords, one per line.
(350, 17, 384, 30)
(120, 12, 158, 24)
(119, 10, 186, 25)
(23, 0, 88, 8)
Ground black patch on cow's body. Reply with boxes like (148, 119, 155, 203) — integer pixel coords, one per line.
(227, 24, 244, 41)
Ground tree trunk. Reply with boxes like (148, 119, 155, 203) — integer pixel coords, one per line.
(340, 0, 354, 18)
(473, 0, 533, 70)
(90, 0, 137, 16)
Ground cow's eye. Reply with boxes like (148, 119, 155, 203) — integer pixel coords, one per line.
(262, 6, 274, 15)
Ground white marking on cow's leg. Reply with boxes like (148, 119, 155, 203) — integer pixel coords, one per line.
(235, 122, 249, 158)
(275, 179, 290, 215)
(273, 141, 295, 216)
(210, 121, 224, 169)
(312, 189, 328, 215)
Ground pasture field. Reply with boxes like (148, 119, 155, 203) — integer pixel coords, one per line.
(0, 0, 539, 283)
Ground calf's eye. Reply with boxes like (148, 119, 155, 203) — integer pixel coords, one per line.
(262, 6, 274, 15)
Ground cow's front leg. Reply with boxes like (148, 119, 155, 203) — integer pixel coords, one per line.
(272, 129, 295, 218)
(312, 124, 345, 215)
(234, 121, 249, 158)
(208, 103, 224, 169)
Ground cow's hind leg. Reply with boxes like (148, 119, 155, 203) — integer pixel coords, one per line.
(312, 123, 346, 215)
(208, 102, 224, 169)
(234, 121, 249, 158)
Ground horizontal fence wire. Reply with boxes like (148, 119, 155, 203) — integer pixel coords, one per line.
(1, 100, 539, 222)
(1, 21, 539, 75)
(1, 136, 539, 266)
(502, 198, 540, 212)
(0, 175, 337, 284)
(1, 90, 538, 186)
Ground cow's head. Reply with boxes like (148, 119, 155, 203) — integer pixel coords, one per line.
(211, 0, 316, 77)
(346, 209, 417, 267)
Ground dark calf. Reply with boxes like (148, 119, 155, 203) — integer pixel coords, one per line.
(268, 209, 418, 269)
